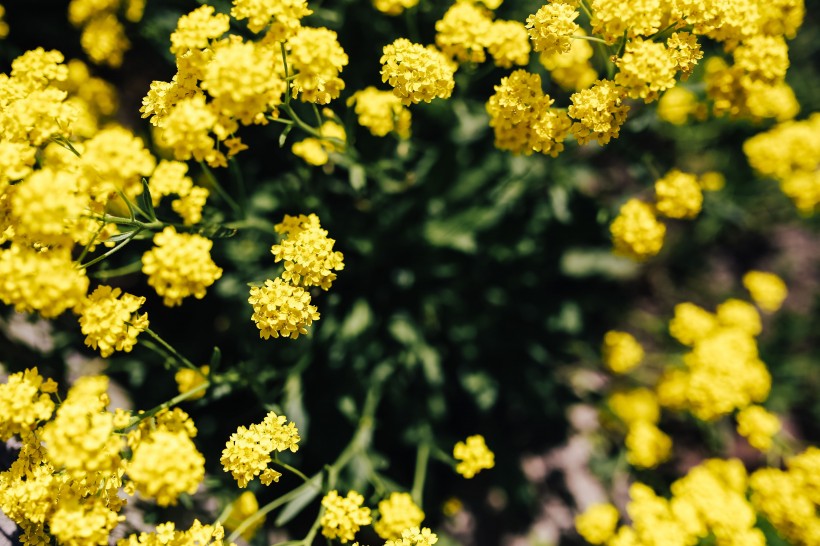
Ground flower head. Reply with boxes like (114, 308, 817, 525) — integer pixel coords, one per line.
(380, 39, 456, 105)
(320, 490, 372, 543)
(609, 199, 665, 260)
(78, 285, 149, 358)
(453, 435, 495, 478)
(375, 492, 425, 540)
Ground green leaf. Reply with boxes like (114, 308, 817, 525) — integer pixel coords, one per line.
(274, 475, 322, 527)
(279, 125, 293, 148)
(138, 177, 157, 221)
(339, 299, 372, 339)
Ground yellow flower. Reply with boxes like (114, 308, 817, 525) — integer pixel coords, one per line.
(485, 20, 531, 69)
(373, 0, 419, 15)
(716, 298, 761, 337)
(320, 490, 372, 543)
(654, 170, 703, 219)
(249, 278, 320, 340)
(0, 368, 56, 441)
(590, 0, 664, 42)
(142, 226, 223, 307)
(742, 271, 788, 313)
(602, 331, 644, 373)
(526, 3, 580, 56)
(380, 39, 456, 105)
(272, 213, 345, 290)
(453, 434, 495, 478)
(736, 405, 780, 452)
(175, 366, 209, 400)
(169, 5, 230, 55)
(117, 520, 232, 546)
(575, 503, 619, 544)
(127, 427, 205, 506)
(221, 411, 300, 487)
(374, 492, 425, 540)
(288, 27, 348, 104)
(231, 0, 312, 39)
(538, 28, 596, 91)
(626, 421, 672, 468)
(697, 171, 725, 192)
(348, 87, 412, 138)
(384, 526, 438, 546)
(615, 38, 678, 103)
(568, 79, 630, 146)
(608, 388, 660, 426)
(78, 285, 149, 358)
(434, 1, 493, 64)
(657, 87, 699, 125)
(223, 491, 264, 541)
(609, 199, 665, 261)
(669, 302, 718, 346)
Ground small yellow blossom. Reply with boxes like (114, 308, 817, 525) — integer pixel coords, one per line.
(0, 368, 56, 441)
(127, 427, 205, 506)
(608, 388, 660, 426)
(174, 366, 209, 400)
(654, 170, 703, 219)
(743, 271, 788, 313)
(232, 0, 311, 39)
(453, 434, 495, 478)
(78, 285, 149, 358)
(221, 411, 300, 487)
(568, 80, 630, 146)
(485, 20, 531, 69)
(248, 277, 320, 340)
(384, 526, 438, 546)
(590, 0, 664, 42)
(626, 421, 672, 468)
(348, 87, 412, 138)
(526, 3, 579, 56)
(118, 520, 234, 546)
(435, 1, 493, 64)
(288, 27, 348, 104)
(669, 302, 718, 346)
(698, 171, 725, 192)
(539, 29, 596, 91)
(736, 405, 780, 452)
(170, 5, 230, 55)
(381, 39, 456, 105)
(657, 87, 700, 125)
(716, 298, 761, 337)
(575, 503, 619, 544)
(609, 199, 665, 261)
(272, 213, 345, 290)
(223, 491, 265, 541)
(602, 331, 644, 373)
(142, 226, 223, 307)
(615, 38, 678, 103)
(320, 490, 372, 543)
(375, 492, 426, 540)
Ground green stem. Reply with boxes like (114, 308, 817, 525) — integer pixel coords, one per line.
(280, 41, 292, 107)
(571, 34, 609, 45)
(91, 260, 143, 280)
(141, 327, 199, 371)
(50, 136, 81, 157)
(227, 474, 322, 543)
(77, 228, 143, 269)
(579, 0, 593, 20)
(411, 441, 430, 506)
(199, 161, 242, 217)
(274, 455, 313, 484)
(118, 381, 209, 431)
(75, 220, 108, 265)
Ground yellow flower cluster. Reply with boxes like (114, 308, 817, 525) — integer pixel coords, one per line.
(0, 4, 7, 38)
(220, 410, 301, 487)
(348, 87, 412, 139)
(589, 0, 664, 43)
(143, 0, 345, 166)
(0, 368, 56, 441)
(539, 29, 596, 91)
(614, 38, 678, 103)
(575, 503, 619, 545)
(609, 199, 665, 261)
(486, 70, 571, 157)
(118, 520, 236, 546)
(250, 213, 344, 339)
(610, 169, 707, 260)
(526, 3, 580, 56)
(142, 226, 223, 307)
(743, 113, 820, 213)
(380, 39, 456, 105)
(292, 118, 347, 166)
(126, 410, 206, 507)
(736, 404, 781, 452)
(68, 0, 144, 67)
(320, 490, 373, 543)
(567, 80, 630, 146)
(175, 365, 210, 399)
(56, 59, 119, 138)
(743, 270, 788, 312)
(751, 447, 820, 546)
(383, 526, 439, 546)
(435, 1, 493, 64)
(453, 434, 495, 478)
(374, 492, 426, 540)
(78, 285, 149, 358)
(148, 160, 210, 225)
(222, 491, 265, 541)
(601, 331, 644, 374)
(608, 388, 671, 468)
(659, 299, 772, 421)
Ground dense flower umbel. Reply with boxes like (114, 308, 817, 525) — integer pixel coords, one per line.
(142, 226, 223, 306)
(575, 503, 619, 544)
(380, 39, 456, 105)
(320, 490, 372, 543)
(221, 411, 300, 488)
(272, 213, 345, 290)
(743, 270, 788, 312)
(602, 331, 644, 373)
(654, 170, 703, 219)
(434, 1, 493, 64)
(374, 492, 426, 540)
(526, 3, 580, 56)
(249, 277, 320, 339)
(609, 199, 665, 260)
(736, 405, 781, 452)
(453, 435, 495, 478)
(568, 80, 630, 146)
(383, 526, 439, 546)
(0, 368, 56, 441)
(348, 87, 412, 138)
(485, 20, 531, 69)
(231, 0, 311, 39)
(288, 27, 348, 104)
(78, 285, 149, 358)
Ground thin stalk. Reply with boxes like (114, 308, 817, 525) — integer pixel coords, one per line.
(77, 228, 143, 269)
(571, 34, 609, 45)
(274, 456, 313, 484)
(91, 260, 143, 279)
(141, 327, 199, 371)
(118, 381, 209, 431)
(222, 217, 277, 232)
(75, 221, 108, 265)
(579, 0, 593, 20)
(281, 41, 292, 107)
(411, 441, 430, 506)
(199, 161, 242, 217)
